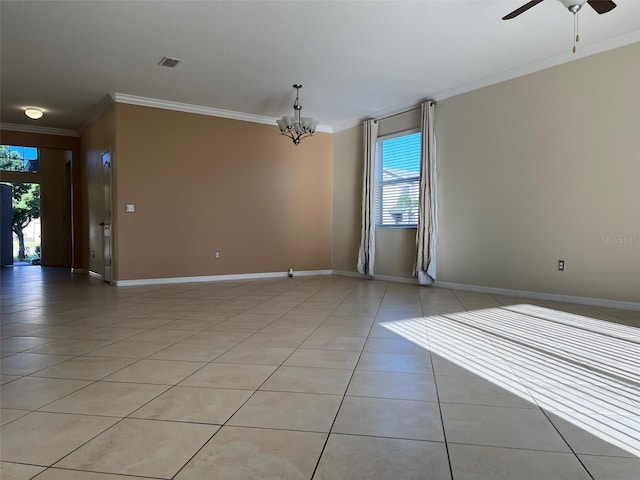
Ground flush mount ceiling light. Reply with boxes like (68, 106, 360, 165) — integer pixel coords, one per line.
(276, 84, 319, 146)
(24, 107, 44, 119)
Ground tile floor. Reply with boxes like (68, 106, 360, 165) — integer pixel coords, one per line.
(1, 267, 639, 480)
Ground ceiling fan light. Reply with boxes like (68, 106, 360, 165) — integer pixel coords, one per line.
(24, 107, 44, 119)
(560, 0, 587, 11)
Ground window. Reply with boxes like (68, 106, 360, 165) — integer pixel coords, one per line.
(0, 145, 39, 173)
(375, 130, 421, 227)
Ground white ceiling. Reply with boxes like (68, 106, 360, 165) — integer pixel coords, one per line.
(1, 0, 639, 134)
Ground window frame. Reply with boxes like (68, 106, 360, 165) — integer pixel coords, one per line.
(374, 128, 421, 229)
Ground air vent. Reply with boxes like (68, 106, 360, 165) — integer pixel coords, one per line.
(158, 57, 182, 68)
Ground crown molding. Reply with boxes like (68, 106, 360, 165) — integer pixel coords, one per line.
(0, 122, 80, 137)
(431, 30, 640, 104)
(332, 101, 422, 133)
(112, 93, 333, 133)
(79, 94, 116, 134)
(332, 32, 640, 133)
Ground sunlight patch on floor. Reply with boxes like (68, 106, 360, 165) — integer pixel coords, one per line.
(381, 304, 640, 457)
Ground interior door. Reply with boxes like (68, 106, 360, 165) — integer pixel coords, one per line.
(101, 150, 112, 284)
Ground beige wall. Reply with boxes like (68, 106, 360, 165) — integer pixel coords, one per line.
(39, 149, 72, 266)
(332, 125, 362, 272)
(113, 103, 333, 281)
(332, 110, 421, 278)
(81, 104, 116, 277)
(375, 227, 416, 278)
(437, 43, 640, 302)
(332, 43, 639, 302)
(0, 130, 80, 268)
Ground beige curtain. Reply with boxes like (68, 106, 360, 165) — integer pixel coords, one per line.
(415, 101, 438, 285)
(357, 119, 379, 276)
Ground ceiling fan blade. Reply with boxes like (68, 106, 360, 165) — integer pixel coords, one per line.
(587, 0, 617, 14)
(502, 0, 546, 20)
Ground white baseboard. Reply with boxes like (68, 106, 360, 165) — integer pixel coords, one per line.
(332, 270, 366, 279)
(114, 269, 333, 287)
(104, 267, 639, 311)
(372, 274, 419, 285)
(71, 268, 86, 274)
(436, 281, 640, 312)
(331, 271, 639, 311)
(88, 270, 102, 280)
(332, 270, 419, 285)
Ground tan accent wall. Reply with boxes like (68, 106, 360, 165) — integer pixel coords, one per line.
(332, 43, 639, 302)
(332, 111, 421, 278)
(39, 149, 71, 266)
(114, 103, 332, 281)
(437, 43, 640, 302)
(80, 104, 116, 277)
(0, 131, 79, 267)
(332, 125, 362, 272)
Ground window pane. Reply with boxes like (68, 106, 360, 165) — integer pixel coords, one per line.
(382, 132, 420, 176)
(0, 145, 39, 173)
(376, 132, 421, 227)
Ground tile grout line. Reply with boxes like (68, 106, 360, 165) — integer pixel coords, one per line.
(309, 279, 390, 480)
(423, 291, 459, 480)
(168, 275, 355, 480)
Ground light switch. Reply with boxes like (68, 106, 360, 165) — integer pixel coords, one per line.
(125, 204, 135, 213)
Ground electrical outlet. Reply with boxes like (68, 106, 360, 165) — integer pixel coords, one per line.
(558, 260, 565, 271)
(214, 251, 221, 259)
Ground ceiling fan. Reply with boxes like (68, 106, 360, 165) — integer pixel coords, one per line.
(502, 0, 617, 53)
(502, 0, 616, 20)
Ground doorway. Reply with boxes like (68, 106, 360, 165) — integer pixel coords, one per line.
(1, 144, 72, 268)
(0, 182, 41, 266)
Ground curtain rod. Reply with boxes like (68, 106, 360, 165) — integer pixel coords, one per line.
(371, 100, 436, 124)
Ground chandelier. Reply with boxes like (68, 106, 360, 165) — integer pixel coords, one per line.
(276, 84, 319, 146)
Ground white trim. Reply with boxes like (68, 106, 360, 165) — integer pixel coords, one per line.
(103, 269, 640, 310)
(112, 93, 333, 133)
(79, 94, 115, 134)
(332, 270, 366, 279)
(71, 268, 86, 274)
(432, 30, 640, 104)
(333, 270, 418, 285)
(436, 281, 640, 312)
(331, 271, 640, 311)
(374, 274, 419, 285)
(88, 270, 103, 280)
(377, 127, 420, 142)
(331, 104, 421, 133)
(114, 269, 333, 287)
(332, 31, 640, 134)
(0, 122, 80, 137)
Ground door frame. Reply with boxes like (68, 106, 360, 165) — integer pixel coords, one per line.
(101, 149, 113, 284)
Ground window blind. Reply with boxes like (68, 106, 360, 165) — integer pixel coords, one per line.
(375, 131, 421, 227)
